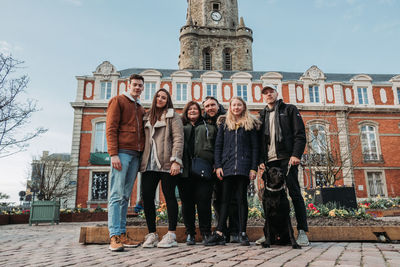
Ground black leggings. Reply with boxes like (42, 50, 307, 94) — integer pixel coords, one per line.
(178, 176, 214, 236)
(216, 175, 249, 233)
(142, 171, 179, 233)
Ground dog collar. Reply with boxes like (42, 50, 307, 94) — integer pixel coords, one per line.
(265, 184, 286, 192)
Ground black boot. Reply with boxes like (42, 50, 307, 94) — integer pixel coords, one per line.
(204, 232, 226, 246)
(230, 233, 240, 243)
(239, 232, 250, 246)
(186, 234, 196, 245)
(201, 233, 210, 245)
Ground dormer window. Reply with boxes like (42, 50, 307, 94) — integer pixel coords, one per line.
(100, 81, 112, 100)
(357, 87, 369, 104)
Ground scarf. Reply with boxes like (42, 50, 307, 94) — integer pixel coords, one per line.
(264, 99, 283, 144)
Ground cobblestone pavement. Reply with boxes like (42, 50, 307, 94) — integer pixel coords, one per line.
(1, 222, 400, 267)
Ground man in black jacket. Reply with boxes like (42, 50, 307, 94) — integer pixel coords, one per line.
(258, 84, 309, 246)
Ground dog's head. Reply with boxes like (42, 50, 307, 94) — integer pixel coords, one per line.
(264, 167, 285, 190)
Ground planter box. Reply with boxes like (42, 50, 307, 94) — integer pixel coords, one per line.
(79, 225, 400, 244)
(29, 200, 60, 226)
(10, 214, 30, 224)
(59, 212, 108, 222)
(306, 186, 357, 210)
(0, 214, 10, 225)
(366, 209, 400, 218)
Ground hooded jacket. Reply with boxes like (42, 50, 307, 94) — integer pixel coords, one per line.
(259, 99, 306, 164)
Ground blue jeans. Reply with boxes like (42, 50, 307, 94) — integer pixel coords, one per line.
(108, 153, 140, 237)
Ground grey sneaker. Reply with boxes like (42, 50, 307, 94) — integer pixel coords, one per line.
(255, 235, 265, 245)
(142, 233, 159, 248)
(296, 230, 310, 246)
(157, 232, 178, 248)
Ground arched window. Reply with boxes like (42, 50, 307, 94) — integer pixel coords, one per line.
(223, 48, 232, 71)
(203, 48, 212, 70)
(309, 124, 327, 154)
(361, 125, 378, 161)
(94, 122, 107, 153)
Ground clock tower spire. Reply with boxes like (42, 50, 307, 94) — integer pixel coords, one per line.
(179, 0, 253, 71)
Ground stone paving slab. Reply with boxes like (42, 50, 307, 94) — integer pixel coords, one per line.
(1, 222, 400, 266)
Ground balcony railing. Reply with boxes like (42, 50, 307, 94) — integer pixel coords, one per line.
(363, 153, 384, 163)
(301, 153, 333, 166)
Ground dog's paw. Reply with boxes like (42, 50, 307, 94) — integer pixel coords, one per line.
(261, 241, 270, 248)
(292, 243, 302, 249)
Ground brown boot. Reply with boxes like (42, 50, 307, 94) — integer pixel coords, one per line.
(109, 235, 124, 252)
(120, 233, 141, 248)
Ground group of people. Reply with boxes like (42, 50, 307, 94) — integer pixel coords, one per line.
(106, 74, 309, 251)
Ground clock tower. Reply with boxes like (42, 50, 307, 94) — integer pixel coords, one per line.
(179, 0, 253, 71)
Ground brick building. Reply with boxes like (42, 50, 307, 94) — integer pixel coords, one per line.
(70, 0, 400, 208)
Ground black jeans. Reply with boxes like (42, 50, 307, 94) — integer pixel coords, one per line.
(142, 171, 179, 233)
(213, 178, 239, 235)
(216, 175, 249, 234)
(267, 159, 308, 231)
(178, 175, 214, 236)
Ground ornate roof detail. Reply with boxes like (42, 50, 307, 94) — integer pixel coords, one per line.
(200, 71, 223, 79)
(171, 70, 193, 78)
(350, 74, 373, 83)
(140, 69, 162, 77)
(389, 74, 400, 83)
(93, 61, 119, 79)
(300, 65, 326, 82)
(260, 72, 283, 80)
(231, 71, 252, 79)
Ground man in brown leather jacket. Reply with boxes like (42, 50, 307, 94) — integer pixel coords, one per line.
(106, 74, 145, 251)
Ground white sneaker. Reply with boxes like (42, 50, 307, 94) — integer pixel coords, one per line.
(255, 235, 266, 245)
(296, 230, 310, 246)
(142, 233, 159, 248)
(157, 232, 178, 248)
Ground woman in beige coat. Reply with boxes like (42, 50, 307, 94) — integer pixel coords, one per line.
(140, 88, 184, 248)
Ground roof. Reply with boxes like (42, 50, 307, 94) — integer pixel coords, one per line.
(119, 68, 396, 84)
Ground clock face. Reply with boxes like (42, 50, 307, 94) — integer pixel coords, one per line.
(211, 11, 222, 21)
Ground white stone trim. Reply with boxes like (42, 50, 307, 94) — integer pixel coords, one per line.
(288, 83, 296, 104)
(336, 112, 354, 186)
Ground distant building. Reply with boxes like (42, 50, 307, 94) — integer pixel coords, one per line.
(26, 151, 73, 208)
(70, 0, 400, 208)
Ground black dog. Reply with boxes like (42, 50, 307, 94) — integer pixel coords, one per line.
(261, 167, 301, 249)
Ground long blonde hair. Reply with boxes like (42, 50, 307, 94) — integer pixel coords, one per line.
(225, 96, 259, 131)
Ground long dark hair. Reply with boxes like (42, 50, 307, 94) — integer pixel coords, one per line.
(148, 88, 174, 125)
(181, 101, 202, 125)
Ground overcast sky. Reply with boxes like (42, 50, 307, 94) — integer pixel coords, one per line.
(1, 0, 399, 203)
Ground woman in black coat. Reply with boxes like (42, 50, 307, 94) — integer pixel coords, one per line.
(205, 96, 260, 246)
(179, 101, 218, 245)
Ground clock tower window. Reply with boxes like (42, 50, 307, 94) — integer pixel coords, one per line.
(223, 49, 232, 71)
(212, 2, 220, 11)
(203, 48, 212, 70)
